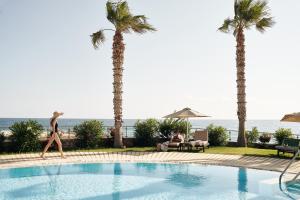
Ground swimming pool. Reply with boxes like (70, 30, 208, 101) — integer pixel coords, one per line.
(0, 163, 297, 200)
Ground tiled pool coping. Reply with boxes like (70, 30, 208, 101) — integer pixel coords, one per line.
(0, 152, 299, 174)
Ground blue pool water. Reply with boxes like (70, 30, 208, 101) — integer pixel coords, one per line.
(0, 163, 296, 200)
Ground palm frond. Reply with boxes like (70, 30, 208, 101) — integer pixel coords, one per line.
(117, 1, 131, 19)
(230, 0, 274, 32)
(238, 0, 253, 13)
(106, 1, 117, 25)
(107, 1, 132, 31)
(104, 1, 156, 34)
(218, 18, 234, 33)
(116, 15, 133, 32)
(238, 0, 255, 23)
(131, 23, 156, 34)
(247, 1, 268, 22)
(234, 0, 239, 16)
(91, 30, 105, 49)
(130, 15, 156, 33)
(133, 15, 147, 22)
(255, 17, 275, 32)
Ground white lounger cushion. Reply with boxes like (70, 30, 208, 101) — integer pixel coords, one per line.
(189, 140, 209, 147)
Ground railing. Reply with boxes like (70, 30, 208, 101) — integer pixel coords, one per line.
(0, 126, 136, 138)
(1, 126, 299, 143)
(41, 126, 136, 138)
(279, 150, 300, 186)
(279, 149, 300, 200)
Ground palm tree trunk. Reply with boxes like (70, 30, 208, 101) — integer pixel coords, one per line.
(112, 31, 124, 148)
(236, 28, 247, 147)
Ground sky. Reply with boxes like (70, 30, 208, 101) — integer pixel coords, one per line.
(0, 0, 299, 119)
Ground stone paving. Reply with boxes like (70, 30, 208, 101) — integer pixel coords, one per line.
(1, 151, 300, 174)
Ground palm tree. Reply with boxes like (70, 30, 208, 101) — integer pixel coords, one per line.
(91, 1, 156, 148)
(219, 0, 274, 147)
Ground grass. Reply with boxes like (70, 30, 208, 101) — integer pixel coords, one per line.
(205, 147, 276, 156)
(78, 146, 295, 159)
(0, 146, 296, 159)
(205, 146, 295, 158)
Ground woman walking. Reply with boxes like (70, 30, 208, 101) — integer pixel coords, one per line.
(41, 111, 65, 159)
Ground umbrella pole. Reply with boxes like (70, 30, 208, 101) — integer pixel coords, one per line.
(186, 118, 189, 141)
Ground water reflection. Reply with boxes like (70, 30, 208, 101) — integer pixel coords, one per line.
(8, 166, 43, 178)
(5, 165, 62, 199)
(238, 168, 248, 200)
(78, 163, 103, 174)
(165, 165, 205, 188)
(135, 163, 157, 173)
(112, 163, 122, 200)
(43, 165, 62, 196)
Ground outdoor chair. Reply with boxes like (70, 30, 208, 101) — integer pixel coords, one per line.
(275, 138, 300, 157)
(189, 130, 210, 152)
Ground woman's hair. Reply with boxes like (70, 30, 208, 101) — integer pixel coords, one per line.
(50, 117, 56, 126)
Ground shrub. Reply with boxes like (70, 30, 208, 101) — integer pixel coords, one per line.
(9, 120, 43, 152)
(159, 119, 191, 139)
(207, 124, 228, 146)
(134, 119, 159, 146)
(246, 127, 259, 145)
(274, 128, 293, 145)
(0, 132, 5, 151)
(173, 120, 191, 135)
(259, 133, 271, 144)
(74, 120, 104, 148)
(159, 118, 176, 138)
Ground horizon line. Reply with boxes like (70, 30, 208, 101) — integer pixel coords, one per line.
(0, 117, 282, 121)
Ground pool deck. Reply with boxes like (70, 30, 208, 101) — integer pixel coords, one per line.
(0, 151, 300, 174)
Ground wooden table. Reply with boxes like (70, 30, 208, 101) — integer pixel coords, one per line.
(179, 142, 192, 151)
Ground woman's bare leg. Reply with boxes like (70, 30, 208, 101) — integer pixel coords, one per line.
(54, 134, 65, 158)
(41, 135, 55, 158)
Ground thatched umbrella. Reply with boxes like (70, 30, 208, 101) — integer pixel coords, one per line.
(163, 107, 210, 140)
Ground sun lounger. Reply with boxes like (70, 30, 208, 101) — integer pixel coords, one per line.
(189, 130, 209, 152)
(168, 134, 184, 151)
(275, 138, 300, 156)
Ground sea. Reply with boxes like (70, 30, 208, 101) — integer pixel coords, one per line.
(1, 118, 300, 136)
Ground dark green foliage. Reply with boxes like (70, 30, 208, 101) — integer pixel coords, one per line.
(159, 119, 191, 138)
(207, 124, 228, 146)
(246, 127, 259, 145)
(174, 120, 191, 135)
(274, 128, 293, 145)
(259, 133, 271, 144)
(159, 118, 176, 138)
(9, 120, 43, 152)
(134, 119, 159, 146)
(91, 1, 156, 49)
(0, 132, 5, 152)
(219, 0, 275, 34)
(74, 120, 104, 148)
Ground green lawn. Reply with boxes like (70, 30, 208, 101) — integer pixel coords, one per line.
(0, 146, 296, 159)
(205, 147, 276, 156)
(79, 146, 295, 159)
(204, 146, 296, 158)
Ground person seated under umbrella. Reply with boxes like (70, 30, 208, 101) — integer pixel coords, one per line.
(170, 130, 184, 143)
(157, 130, 184, 152)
